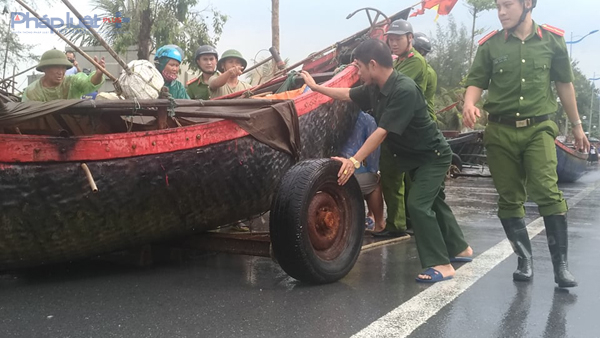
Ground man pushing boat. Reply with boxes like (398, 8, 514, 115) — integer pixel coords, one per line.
(300, 39, 473, 283)
(22, 49, 106, 102)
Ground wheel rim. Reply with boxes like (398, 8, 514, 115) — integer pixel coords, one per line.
(307, 186, 351, 260)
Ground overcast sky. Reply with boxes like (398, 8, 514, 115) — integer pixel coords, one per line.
(5, 0, 600, 90)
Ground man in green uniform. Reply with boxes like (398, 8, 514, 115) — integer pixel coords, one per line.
(22, 49, 105, 102)
(373, 19, 429, 237)
(413, 32, 438, 121)
(464, 0, 589, 288)
(300, 39, 472, 283)
(186, 45, 219, 100)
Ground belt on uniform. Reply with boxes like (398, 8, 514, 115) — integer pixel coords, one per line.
(488, 114, 551, 128)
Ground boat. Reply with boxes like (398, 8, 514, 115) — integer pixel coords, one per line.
(555, 139, 588, 183)
(0, 6, 415, 283)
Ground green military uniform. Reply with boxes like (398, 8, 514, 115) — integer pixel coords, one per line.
(350, 70, 468, 267)
(424, 64, 438, 121)
(394, 48, 428, 94)
(380, 47, 430, 233)
(466, 22, 571, 219)
(186, 72, 220, 100)
(22, 72, 104, 102)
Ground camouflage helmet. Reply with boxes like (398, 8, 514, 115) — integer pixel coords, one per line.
(36, 49, 73, 72)
(385, 19, 413, 36)
(413, 32, 432, 55)
(217, 49, 247, 72)
(194, 45, 218, 61)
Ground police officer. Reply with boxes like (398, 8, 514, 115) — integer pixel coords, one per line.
(413, 32, 438, 121)
(300, 39, 472, 283)
(369, 19, 430, 237)
(463, 0, 589, 288)
(187, 45, 219, 100)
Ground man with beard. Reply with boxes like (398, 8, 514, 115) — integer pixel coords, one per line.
(187, 45, 219, 100)
(464, 0, 588, 287)
(22, 49, 105, 102)
(300, 39, 472, 283)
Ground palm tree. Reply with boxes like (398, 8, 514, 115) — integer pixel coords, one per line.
(63, 0, 227, 65)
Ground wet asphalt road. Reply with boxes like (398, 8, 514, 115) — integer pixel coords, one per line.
(1, 168, 599, 338)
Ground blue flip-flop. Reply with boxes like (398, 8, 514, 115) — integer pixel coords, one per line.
(450, 256, 473, 263)
(415, 268, 454, 283)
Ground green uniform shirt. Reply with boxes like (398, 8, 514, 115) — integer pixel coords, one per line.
(424, 64, 438, 121)
(164, 80, 190, 99)
(393, 48, 428, 94)
(349, 70, 448, 171)
(186, 71, 220, 100)
(465, 21, 573, 118)
(22, 71, 104, 102)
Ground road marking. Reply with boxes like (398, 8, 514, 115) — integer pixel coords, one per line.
(352, 180, 600, 338)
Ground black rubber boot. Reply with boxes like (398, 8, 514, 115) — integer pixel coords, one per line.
(544, 214, 577, 288)
(500, 218, 534, 281)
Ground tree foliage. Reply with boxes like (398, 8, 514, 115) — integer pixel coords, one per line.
(62, 0, 227, 68)
(0, 13, 39, 79)
(464, 0, 496, 63)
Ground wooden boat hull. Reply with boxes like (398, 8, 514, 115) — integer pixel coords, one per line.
(0, 69, 360, 270)
(555, 139, 588, 183)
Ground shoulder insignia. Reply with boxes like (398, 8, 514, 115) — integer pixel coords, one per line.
(186, 77, 199, 86)
(541, 24, 565, 37)
(478, 30, 499, 45)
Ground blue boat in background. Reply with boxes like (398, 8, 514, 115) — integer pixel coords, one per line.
(555, 139, 588, 183)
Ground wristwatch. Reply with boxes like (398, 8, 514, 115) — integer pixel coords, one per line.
(349, 157, 360, 169)
(571, 119, 582, 127)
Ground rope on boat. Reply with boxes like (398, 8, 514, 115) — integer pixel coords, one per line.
(81, 163, 98, 193)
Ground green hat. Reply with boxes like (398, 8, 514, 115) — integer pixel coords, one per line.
(36, 49, 73, 72)
(217, 49, 247, 72)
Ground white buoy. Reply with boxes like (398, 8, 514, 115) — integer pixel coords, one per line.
(118, 60, 164, 100)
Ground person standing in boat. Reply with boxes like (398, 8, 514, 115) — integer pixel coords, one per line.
(21, 49, 105, 102)
(154, 44, 190, 99)
(463, 0, 589, 288)
(413, 32, 438, 122)
(300, 39, 473, 283)
(208, 49, 252, 99)
(187, 45, 220, 100)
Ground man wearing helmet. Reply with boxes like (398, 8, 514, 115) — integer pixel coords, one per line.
(464, 0, 588, 288)
(154, 44, 190, 99)
(187, 45, 219, 100)
(22, 49, 105, 102)
(413, 32, 438, 121)
(208, 49, 252, 99)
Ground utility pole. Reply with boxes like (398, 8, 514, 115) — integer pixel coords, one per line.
(590, 72, 595, 135)
(271, 0, 280, 76)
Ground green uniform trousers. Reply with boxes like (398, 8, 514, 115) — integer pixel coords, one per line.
(380, 144, 407, 232)
(407, 146, 469, 268)
(484, 120, 568, 219)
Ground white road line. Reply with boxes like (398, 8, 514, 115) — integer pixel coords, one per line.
(352, 180, 600, 338)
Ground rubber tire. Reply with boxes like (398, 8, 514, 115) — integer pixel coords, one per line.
(451, 153, 463, 171)
(270, 159, 365, 284)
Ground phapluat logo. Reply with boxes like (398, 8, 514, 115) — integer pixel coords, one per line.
(102, 12, 130, 29)
(10, 11, 131, 33)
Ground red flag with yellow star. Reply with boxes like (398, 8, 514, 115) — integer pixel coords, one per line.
(410, 0, 459, 18)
